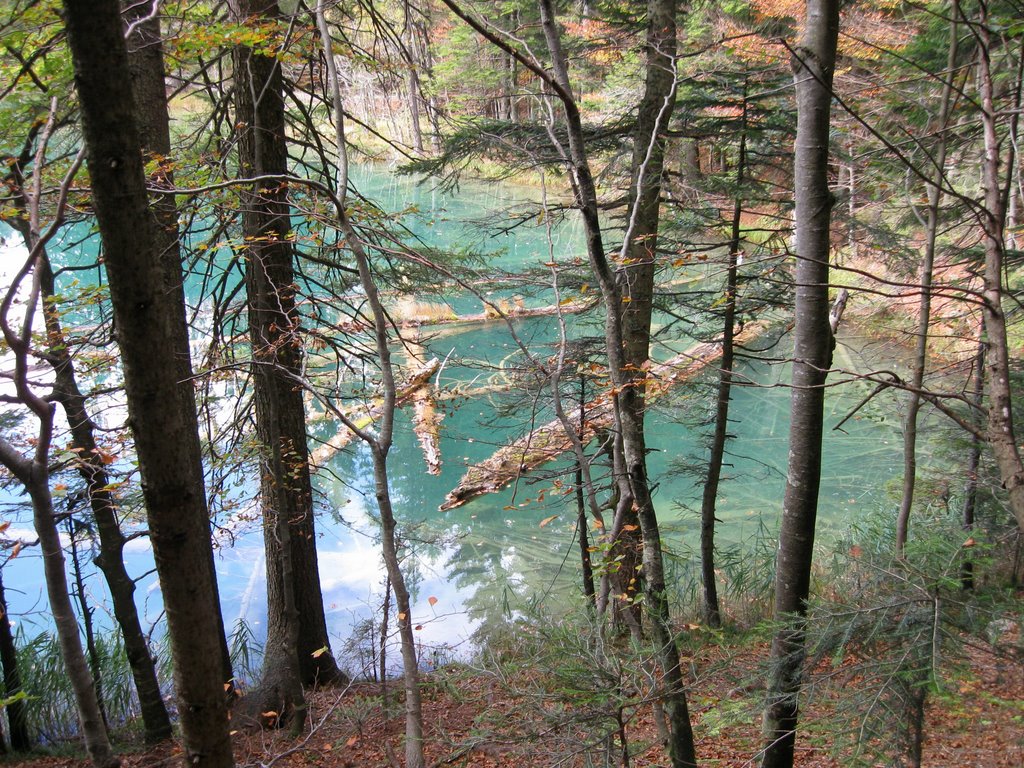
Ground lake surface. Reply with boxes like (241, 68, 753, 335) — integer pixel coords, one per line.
(0, 165, 923, 679)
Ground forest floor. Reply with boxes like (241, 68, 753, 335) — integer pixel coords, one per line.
(4, 633, 1021, 768)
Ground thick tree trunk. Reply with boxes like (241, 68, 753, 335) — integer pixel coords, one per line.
(61, 2, 235, 764)
(0, 569, 32, 751)
(233, 0, 342, 693)
(124, 2, 235, 688)
(760, 2, 839, 767)
(897, 6, 959, 554)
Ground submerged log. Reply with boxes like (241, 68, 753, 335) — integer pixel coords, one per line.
(439, 322, 770, 511)
(309, 358, 440, 469)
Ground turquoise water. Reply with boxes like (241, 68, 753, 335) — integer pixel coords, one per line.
(0, 166, 913, 674)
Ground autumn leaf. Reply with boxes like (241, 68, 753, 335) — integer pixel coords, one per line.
(346, 736, 358, 747)
(415, 624, 423, 630)
(428, 596, 438, 607)
(398, 612, 407, 620)
(622, 524, 639, 532)
(0, 521, 9, 535)
(539, 514, 559, 528)
(311, 646, 329, 658)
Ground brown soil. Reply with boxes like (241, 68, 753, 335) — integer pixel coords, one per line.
(4, 637, 1020, 768)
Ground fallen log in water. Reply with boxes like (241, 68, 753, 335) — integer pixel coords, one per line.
(393, 296, 595, 328)
(309, 358, 440, 469)
(439, 322, 770, 511)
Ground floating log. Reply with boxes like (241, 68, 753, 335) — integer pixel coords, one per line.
(439, 322, 770, 511)
(392, 296, 595, 329)
(309, 358, 440, 469)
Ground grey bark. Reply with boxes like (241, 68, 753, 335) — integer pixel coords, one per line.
(61, 1, 235, 764)
(760, 2, 840, 766)
(976, 5, 1024, 535)
(315, 6, 425, 761)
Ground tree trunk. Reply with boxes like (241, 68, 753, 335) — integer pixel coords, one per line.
(0, 569, 32, 752)
(760, 2, 839, 767)
(124, 0, 235, 688)
(232, 0, 342, 694)
(35, 253, 174, 743)
(976, 6, 1024, 536)
(62, 2, 235, 764)
(700, 86, 748, 628)
(962, 329, 986, 590)
(897, 5, 959, 555)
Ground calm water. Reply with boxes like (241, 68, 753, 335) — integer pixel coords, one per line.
(0, 166, 918, 676)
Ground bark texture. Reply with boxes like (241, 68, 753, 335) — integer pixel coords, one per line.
(976, 5, 1024, 535)
(760, 2, 839, 766)
(62, 1, 234, 764)
(233, 0, 341, 694)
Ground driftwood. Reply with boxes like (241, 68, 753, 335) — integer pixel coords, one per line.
(439, 322, 770, 511)
(309, 358, 440, 469)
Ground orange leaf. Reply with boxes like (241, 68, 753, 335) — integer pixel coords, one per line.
(398, 612, 407, 621)
(622, 524, 639, 532)
(427, 596, 438, 607)
(539, 514, 559, 528)
(0, 521, 9, 534)
(346, 735, 358, 747)
(963, 537, 976, 548)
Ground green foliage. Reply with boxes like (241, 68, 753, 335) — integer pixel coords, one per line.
(15, 625, 148, 743)
(801, 510, 1020, 767)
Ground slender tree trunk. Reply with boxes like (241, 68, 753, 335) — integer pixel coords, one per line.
(0, 442, 119, 768)
(62, 2, 235, 764)
(315, 7, 425, 763)
(6, 206, 174, 744)
(700, 87, 747, 628)
(962, 330, 986, 590)
(976, 7, 1024, 535)
(760, 2, 839, 767)
(897, 6, 959, 554)
(66, 517, 109, 731)
(0, 569, 32, 751)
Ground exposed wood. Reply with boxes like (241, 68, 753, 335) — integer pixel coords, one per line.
(309, 360, 440, 468)
(440, 321, 769, 511)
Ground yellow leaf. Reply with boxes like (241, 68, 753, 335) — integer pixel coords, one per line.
(311, 646, 328, 659)
(539, 514, 559, 528)
(427, 596, 438, 607)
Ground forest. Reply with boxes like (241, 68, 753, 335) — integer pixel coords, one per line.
(0, 0, 1021, 767)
